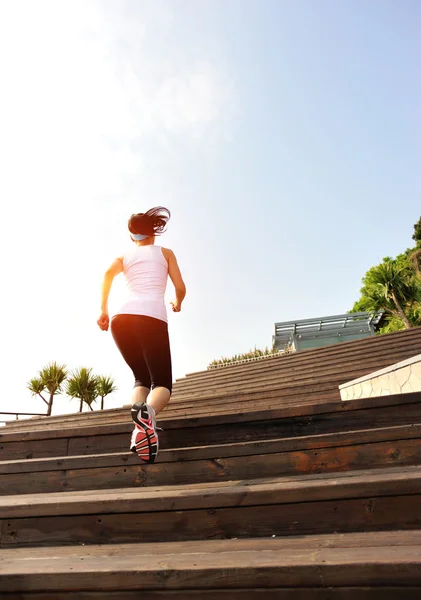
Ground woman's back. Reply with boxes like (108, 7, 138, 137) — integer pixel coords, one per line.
(117, 245, 169, 322)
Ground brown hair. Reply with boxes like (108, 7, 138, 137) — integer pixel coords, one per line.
(128, 207, 171, 237)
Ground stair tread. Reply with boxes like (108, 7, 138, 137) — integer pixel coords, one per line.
(1, 423, 420, 474)
(2, 465, 420, 518)
(1, 393, 420, 444)
(1, 532, 420, 592)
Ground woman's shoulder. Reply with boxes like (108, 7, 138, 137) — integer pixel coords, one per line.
(159, 246, 174, 258)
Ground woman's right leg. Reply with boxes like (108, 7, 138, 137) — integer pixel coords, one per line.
(110, 314, 152, 397)
(110, 315, 159, 463)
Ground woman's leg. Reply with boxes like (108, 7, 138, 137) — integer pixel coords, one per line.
(147, 387, 171, 416)
(141, 317, 173, 416)
(110, 315, 152, 401)
(131, 386, 149, 406)
(110, 314, 166, 463)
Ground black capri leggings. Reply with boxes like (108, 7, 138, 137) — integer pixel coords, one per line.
(111, 314, 172, 394)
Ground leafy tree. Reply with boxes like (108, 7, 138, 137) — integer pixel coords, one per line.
(412, 216, 421, 246)
(351, 217, 421, 333)
(27, 362, 67, 416)
(96, 375, 117, 410)
(66, 367, 99, 413)
(27, 377, 49, 412)
(410, 247, 421, 276)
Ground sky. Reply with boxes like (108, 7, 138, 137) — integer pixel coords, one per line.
(0, 0, 420, 419)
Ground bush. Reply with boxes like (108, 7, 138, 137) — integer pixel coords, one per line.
(207, 345, 281, 369)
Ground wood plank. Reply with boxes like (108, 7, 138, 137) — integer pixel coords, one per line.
(0, 438, 69, 461)
(155, 402, 421, 451)
(177, 343, 421, 388)
(3, 530, 421, 556)
(2, 392, 420, 441)
(161, 391, 420, 420)
(3, 493, 420, 547)
(2, 423, 419, 474)
(2, 395, 421, 460)
(2, 589, 421, 600)
(1, 538, 421, 590)
(2, 430, 421, 496)
(2, 334, 418, 427)
(5, 367, 419, 432)
(167, 377, 420, 407)
(173, 348, 421, 396)
(1, 465, 420, 518)
(5, 367, 418, 432)
(184, 328, 421, 379)
(181, 336, 421, 385)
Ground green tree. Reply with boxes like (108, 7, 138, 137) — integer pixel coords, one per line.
(412, 216, 421, 246)
(409, 217, 421, 276)
(27, 377, 49, 412)
(353, 258, 417, 329)
(27, 362, 67, 416)
(351, 220, 421, 333)
(96, 375, 117, 410)
(66, 368, 99, 413)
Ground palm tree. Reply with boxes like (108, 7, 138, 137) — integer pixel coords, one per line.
(66, 367, 99, 412)
(28, 362, 67, 416)
(27, 377, 49, 412)
(96, 375, 117, 410)
(354, 259, 421, 330)
(371, 261, 414, 329)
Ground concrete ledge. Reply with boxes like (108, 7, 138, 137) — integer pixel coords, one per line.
(340, 354, 421, 401)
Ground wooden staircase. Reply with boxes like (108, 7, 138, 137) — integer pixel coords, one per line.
(1, 329, 421, 598)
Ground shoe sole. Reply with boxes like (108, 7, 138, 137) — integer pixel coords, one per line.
(130, 402, 159, 464)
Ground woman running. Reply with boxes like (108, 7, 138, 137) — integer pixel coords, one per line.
(97, 207, 186, 464)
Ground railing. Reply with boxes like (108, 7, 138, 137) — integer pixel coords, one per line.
(273, 311, 384, 349)
(0, 412, 47, 425)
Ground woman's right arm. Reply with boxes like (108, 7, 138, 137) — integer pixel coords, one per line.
(164, 249, 186, 312)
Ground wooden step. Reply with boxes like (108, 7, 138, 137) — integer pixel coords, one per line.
(1, 424, 420, 495)
(157, 388, 417, 419)
(182, 328, 421, 382)
(1, 466, 420, 547)
(2, 393, 420, 438)
(3, 378, 419, 436)
(184, 326, 421, 377)
(173, 343, 421, 395)
(2, 391, 341, 433)
(2, 590, 421, 600)
(4, 329, 421, 432)
(4, 352, 418, 433)
(1, 531, 420, 595)
(1, 393, 420, 461)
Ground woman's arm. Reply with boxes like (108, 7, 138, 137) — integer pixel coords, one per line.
(97, 257, 123, 330)
(162, 248, 186, 312)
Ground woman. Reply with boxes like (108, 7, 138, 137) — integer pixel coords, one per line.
(97, 207, 186, 464)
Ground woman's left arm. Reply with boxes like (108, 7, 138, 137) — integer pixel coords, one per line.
(97, 258, 123, 331)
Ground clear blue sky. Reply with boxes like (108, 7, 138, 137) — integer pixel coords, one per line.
(0, 0, 419, 415)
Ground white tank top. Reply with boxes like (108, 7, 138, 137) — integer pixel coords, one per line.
(114, 245, 169, 323)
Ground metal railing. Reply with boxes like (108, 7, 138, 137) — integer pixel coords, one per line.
(0, 412, 47, 425)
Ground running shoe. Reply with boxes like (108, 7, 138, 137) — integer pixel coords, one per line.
(130, 402, 159, 463)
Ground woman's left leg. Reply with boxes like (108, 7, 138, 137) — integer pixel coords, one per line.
(132, 386, 149, 406)
(141, 317, 173, 416)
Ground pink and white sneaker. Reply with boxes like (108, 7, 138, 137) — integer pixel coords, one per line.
(130, 402, 159, 463)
